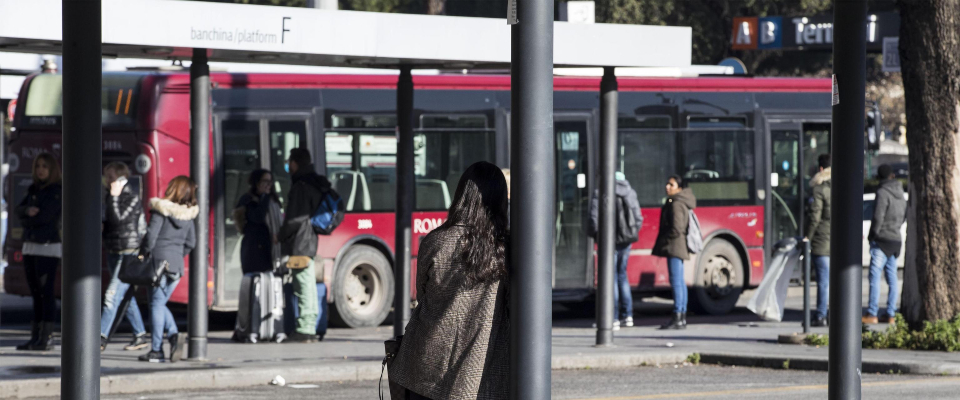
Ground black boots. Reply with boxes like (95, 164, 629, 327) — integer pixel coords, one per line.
(659, 312, 687, 330)
(17, 322, 54, 351)
(15, 322, 40, 350)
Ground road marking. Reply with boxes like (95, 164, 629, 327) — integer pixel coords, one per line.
(569, 377, 960, 400)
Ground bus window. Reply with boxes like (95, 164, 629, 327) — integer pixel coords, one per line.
(618, 115, 671, 129)
(21, 73, 142, 129)
(416, 130, 495, 211)
(221, 119, 262, 303)
(268, 120, 308, 212)
(803, 124, 831, 186)
(619, 131, 678, 207)
(682, 130, 755, 204)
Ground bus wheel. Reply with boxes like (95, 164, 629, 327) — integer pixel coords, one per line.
(689, 239, 745, 316)
(329, 245, 395, 328)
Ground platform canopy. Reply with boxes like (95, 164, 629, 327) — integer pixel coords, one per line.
(0, 0, 691, 69)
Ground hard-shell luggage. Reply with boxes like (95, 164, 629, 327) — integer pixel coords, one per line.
(747, 237, 802, 321)
(234, 271, 286, 343)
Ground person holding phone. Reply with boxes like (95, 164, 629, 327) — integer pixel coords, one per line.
(99, 162, 149, 351)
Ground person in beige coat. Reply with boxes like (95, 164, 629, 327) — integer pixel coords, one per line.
(389, 161, 510, 400)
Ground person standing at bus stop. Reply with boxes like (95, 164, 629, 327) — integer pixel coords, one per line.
(15, 153, 62, 351)
(653, 175, 695, 330)
(863, 164, 905, 325)
(590, 172, 642, 328)
(805, 154, 832, 327)
(99, 162, 149, 352)
(279, 148, 332, 343)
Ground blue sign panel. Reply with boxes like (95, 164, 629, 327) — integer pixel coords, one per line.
(758, 16, 782, 49)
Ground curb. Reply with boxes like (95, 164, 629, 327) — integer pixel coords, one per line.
(1, 352, 690, 398)
(699, 352, 960, 376)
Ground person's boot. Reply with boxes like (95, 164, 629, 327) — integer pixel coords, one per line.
(681, 313, 688, 329)
(29, 322, 55, 351)
(659, 312, 685, 330)
(16, 322, 40, 351)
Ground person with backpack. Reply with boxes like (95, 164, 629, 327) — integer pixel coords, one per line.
(279, 148, 334, 343)
(590, 172, 642, 328)
(652, 175, 697, 330)
(805, 154, 832, 327)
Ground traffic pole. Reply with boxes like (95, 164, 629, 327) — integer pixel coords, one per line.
(61, 0, 102, 398)
(803, 239, 811, 334)
(188, 48, 210, 360)
(829, 1, 866, 399)
(595, 67, 617, 347)
(510, 0, 554, 395)
(394, 66, 414, 337)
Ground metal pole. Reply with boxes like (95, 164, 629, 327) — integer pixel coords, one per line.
(829, 1, 866, 398)
(188, 48, 210, 360)
(61, 0, 101, 398)
(803, 239, 811, 334)
(394, 66, 413, 337)
(510, 0, 554, 395)
(595, 67, 617, 346)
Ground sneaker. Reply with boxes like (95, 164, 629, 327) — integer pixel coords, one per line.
(138, 350, 165, 362)
(288, 332, 318, 343)
(613, 320, 621, 331)
(883, 315, 897, 324)
(124, 334, 149, 351)
(623, 317, 634, 327)
(169, 333, 186, 363)
(811, 317, 828, 327)
(100, 336, 108, 352)
(861, 315, 879, 325)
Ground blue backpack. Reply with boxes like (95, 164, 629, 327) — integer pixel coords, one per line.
(310, 190, 345, 235)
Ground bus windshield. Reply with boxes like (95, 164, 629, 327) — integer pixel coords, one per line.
(20, 73, 143, 129)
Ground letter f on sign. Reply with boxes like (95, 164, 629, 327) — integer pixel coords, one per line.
(282, 17, 291, 44)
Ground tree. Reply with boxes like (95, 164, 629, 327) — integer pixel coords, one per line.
(897, 0, 960, 326)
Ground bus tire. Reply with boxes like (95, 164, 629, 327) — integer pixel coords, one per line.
(329, 245, 394, 328)
(689, 239, 745, 316)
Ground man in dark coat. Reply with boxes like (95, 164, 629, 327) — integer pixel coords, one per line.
(805, 154, 832, 327)
(863, 164, 907, 324)
(279, 148, 332, 342)
(652, 175, 696, 330)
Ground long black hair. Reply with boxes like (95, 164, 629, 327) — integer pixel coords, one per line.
(248, 169, 280, 203)
(441, 161, 510, 284)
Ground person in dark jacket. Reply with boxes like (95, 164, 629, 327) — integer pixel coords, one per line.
(805, 154, 832, 327)
(15, 153, 62, 351)
(138, 176, 198, 363)
(589, 172, 643, 328)
(279, 148, 332, 343)
(99, 162, 149, 352)
(236, 169, 282, 274)
(863, 164, 906, 324)
(652, 175, 696, 330)
(389, 161, 510, 400)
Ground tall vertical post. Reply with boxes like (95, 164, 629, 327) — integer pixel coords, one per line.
(803, 239, 811, 334)
(510, 0, 554, 395)
(829, 1, 866, 399)
(595, 67, 617, 346)
(188, 48, 210, 360)
(394, 66, 414, 337)
(61, 0, 101, 398)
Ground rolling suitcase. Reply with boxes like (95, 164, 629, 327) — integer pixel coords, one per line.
(234, 271, 286, 343)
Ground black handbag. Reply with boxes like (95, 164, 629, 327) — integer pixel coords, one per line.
(118, 252, 167, 287)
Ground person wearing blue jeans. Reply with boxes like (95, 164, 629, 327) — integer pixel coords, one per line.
(863, 165, 906, 325)
(652, 175, 696, 330)
(813, 255, 830, 322)
(100, 251, 148, 351)
(667, 257, 688, 314)
(612, 244, 633, 326)
(148, 274, 181, 361)
(866, 244, 898, 320)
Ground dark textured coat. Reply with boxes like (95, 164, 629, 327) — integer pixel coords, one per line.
(805, 168, 832, 256)
(869, 178, 907, 243)
(652, 188, 697, 260)
(142, 198, 198, 276)
(237, 192, 275, 274)
(389, 226, 510, 400)
(279, 166, 332, 257)
(17, 182, 62, 244)
(104, 184, 143, 252)
(589, 179, 643, 246)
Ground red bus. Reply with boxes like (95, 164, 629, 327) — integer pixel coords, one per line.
(4, 71, 831, 327)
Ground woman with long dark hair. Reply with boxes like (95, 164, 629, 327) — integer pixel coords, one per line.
(235, 169, 282, 274)
(139, 176, 198, 362)
(15, 153, 62, 351)
(389, 161, 510, 400)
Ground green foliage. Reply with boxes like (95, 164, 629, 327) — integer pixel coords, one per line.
(782, 359, 790, 370)
(804, 334, 829, 346)
(862, 314, 960, 352)
(686, 353, 701, 365)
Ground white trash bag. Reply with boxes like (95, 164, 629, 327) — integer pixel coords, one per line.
(747, 237, 801, 322)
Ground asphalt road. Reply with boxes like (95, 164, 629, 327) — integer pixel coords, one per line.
(73, 365, 960, 400)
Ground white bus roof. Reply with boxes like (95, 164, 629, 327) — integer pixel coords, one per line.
(0, 0, 692, 69)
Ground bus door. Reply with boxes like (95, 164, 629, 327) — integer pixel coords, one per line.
(553, 115, 593, 289)
(214, 112, 313, 309)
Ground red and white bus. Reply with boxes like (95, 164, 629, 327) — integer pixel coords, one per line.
(4, 71, 831, 327)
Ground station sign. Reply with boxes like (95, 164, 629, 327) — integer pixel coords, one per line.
(731, 12, 900, 52)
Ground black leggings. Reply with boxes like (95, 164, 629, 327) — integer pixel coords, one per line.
(23, 255, 60, 323)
